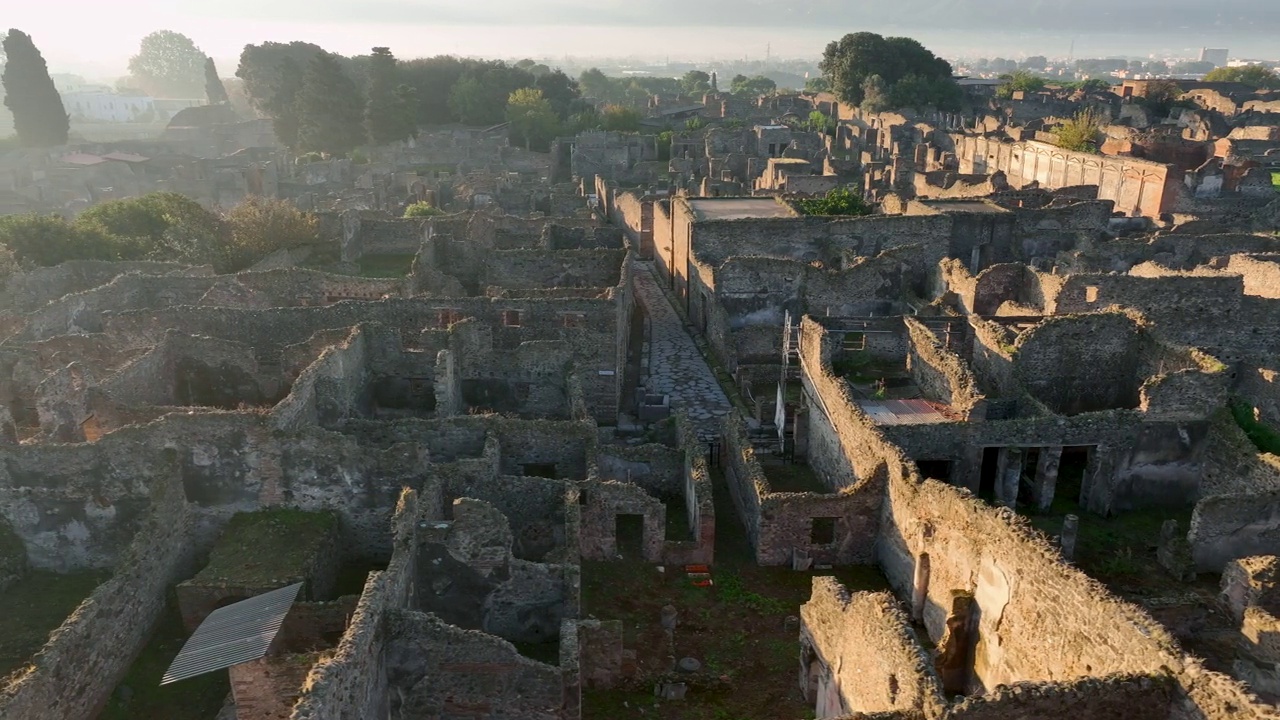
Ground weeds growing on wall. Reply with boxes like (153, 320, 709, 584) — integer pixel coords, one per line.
(1230, 398, 1280, 455)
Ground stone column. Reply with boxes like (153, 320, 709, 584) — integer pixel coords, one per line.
(1060, 515, 1080, 560)
(1032, 446, 1064, 512)
(959, 445, 985, 496)
(996, 447, 1023, 508)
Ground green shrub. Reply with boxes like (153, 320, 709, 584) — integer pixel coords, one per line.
(793, 187, 872, 217)
(1231, 399, 1280, 455)
(404, 201, 443, 218)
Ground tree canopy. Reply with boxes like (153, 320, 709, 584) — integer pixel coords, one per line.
(204, 57, 229, 105)
(294, 51, 365, 157)
(1, 29, 69, 147)
(364, 47, 416, 145)
(996, 70, 1046, 99)
(1204, 65, 1280, 89)
(128, 30, 207, 98)
(681, 70, 712, 96)
(1052, 108, 1104, 152)
(820, 32, 959, 111)
(449, 62, 536, 126)
(506, 88, 559, 151)
(730, 74, 777, 96)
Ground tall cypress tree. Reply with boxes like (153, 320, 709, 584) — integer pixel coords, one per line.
(294, 51, 364, 157)
(2, 29, 70, 147)
(204, 56, 229, 105)
(364, 47, 414, 145)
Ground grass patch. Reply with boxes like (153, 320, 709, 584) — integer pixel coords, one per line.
(357, 253, 415, 278)
(0, 570, 110, 681)
(1272, 171, 1280, 190)
(1231, 398, 1280, 455)
(192, 509, 337, 587)
(1028, 499, 1192, 593)
(579, 467, 887, 719)
(100, 596, 228, 720)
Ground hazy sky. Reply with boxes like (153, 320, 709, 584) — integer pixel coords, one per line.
(8, 1, 1279, 79)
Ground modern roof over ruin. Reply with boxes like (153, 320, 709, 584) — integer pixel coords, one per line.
(688, 197, 798, 221)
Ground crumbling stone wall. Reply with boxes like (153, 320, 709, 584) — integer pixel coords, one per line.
(904, 317, 985, 419)
(800, 578, 946, 718)
(946, 674, 1175, 719)
(0, 463, 193, 720)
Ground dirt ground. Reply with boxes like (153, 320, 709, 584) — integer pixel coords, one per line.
(581, 470, 888, 720)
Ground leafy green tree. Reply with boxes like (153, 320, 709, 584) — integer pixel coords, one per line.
(448, 62, 536, 126)
(1138, 80, 1184, 117)
(221, 196, 319, 271)
(996, 70, 1046, 99)
(399, 55, 469, 125)
(685, 116, 707, 131)
(601, 104, 641, 132)
(1052, 108, 1105, 152)
(804, 77, 831, 94)
(204, 57, 229, 105)
(808, 110, 834, 134)
(820, 32, 956, 110)
(681, 70, 712, 95)
(506, 88, 559, 151)
(128, 30, 206, 98)
(1, 30, 69, 147)
(860, 74, 889, 114)
(578, 68, 618, 101)
(0, 214, 113, 266)
(730, 74, 777, 96)
(364, 47, 415, 145)
(1204, 65, 1280, 89)
(794, 188, 872, 216)
(656, 131, 673, 161)
(236, 42, 326, 148)
(404, 201, 443, 218)
(1171, 60, 1215, 75)
(534, 69, 581, 120)
(295, 51, 365, 157)
(77, 192, 228, 262)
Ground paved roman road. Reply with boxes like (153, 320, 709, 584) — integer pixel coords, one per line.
(632, 261, 733, 441)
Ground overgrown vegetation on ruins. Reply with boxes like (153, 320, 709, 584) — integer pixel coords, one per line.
(793, 187, 873, 216)
(0, 29, 69, 147)
(0, 193, 319, 271)
(1052, 108, 1105, 152)
(1231, 398, 1280, 455)
(819, 31, 961, 112)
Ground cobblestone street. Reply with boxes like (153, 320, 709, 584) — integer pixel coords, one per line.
(632, 261, 732, 441)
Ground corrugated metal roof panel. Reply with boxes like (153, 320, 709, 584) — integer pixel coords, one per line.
(160, 582, 302, 685)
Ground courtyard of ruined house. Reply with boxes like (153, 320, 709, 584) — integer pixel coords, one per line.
(2, 25, 1280, 720)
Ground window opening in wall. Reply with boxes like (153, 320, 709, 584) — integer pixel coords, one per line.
(1085, 286, 1099, 303)
(916, 460, 952, 483)
(503, 310, 523, 327)
(578, 489, 588, 505)
(979, 447, 1000, 502)
(514, 382, 531, 402)
(810, 517, 838, 545)
(616, 514, 645, 559)
(436, 308, 461, 328)
(522, 462, 557, 479)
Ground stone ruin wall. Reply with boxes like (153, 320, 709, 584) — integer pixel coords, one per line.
(795, 317, 1273, 716)
(800, 577, 946, 718)
(723, 412, 880, 566)
(952, 135, 1181, 218)
(0, 458, 193, 720)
